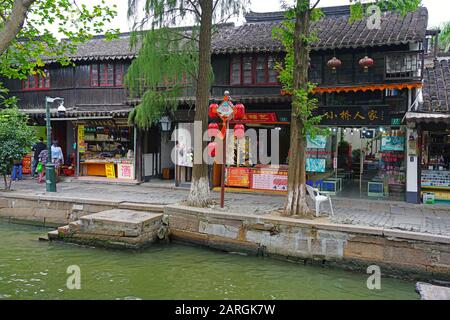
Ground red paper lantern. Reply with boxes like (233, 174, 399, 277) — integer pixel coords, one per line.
(327, 57, 342, 73)
(208, 123, 219, 138)
(208, 104, 218, 119)
(207, 142, 217, 157)
(234, 124, 245, 140)
(234, 104, 245, 120)
(359, 56, 374, 72)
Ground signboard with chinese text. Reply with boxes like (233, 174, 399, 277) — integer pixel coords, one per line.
(225, 167, 251, 188)
(78, 125, 86, 153)
(307, 135, 327, 149)
(381, 136, 405, 152)
(237, 113, 278, 124)
(251, 168, 288, 191)
(105, 163, 116, 179)
(118, 163, 134, 180)
(316, 106, 391, 126)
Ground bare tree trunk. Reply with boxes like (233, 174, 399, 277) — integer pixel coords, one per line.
(188, 0, 213, 207)
(0, 0, 36, 55)
(284, 1, 313, 218)
(3, 175, 7, 191)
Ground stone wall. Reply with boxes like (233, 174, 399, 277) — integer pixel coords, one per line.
(0, 193, 163, 227)
(165, 205, 450, 281)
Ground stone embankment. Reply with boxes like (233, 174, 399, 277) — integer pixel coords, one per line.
(1, 192, 450, 281)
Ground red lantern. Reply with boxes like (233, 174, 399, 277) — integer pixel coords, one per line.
(359, 56, 374, 73)
(208, 123, 219, 138)
(327, 57, 342, 73)
(234, 124, 245, 140)
(207, 142, 217, 157)
(234, 104, 245, 120)
(208, 104, 218, 119)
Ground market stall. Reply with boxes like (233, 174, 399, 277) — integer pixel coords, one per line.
(77, 120, 136, 180)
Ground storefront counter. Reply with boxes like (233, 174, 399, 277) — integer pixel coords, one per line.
(80, 159, 134, 179)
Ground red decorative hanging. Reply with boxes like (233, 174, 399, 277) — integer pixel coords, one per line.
(234, 124, 245, 139)
(208, 123, 219, 138)
(234, 104, 245, 120)
(327, 57, 342, 72)
(207, 142, 217, 157)
(208, 104, 219, 119)
(359, 56, 374, 72)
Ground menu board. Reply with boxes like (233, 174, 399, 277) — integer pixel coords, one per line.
(118, 163, 134, 180)
(226, 167, 250, 188)
(251, 169, 288, 191)
(22, 156, 32, 174)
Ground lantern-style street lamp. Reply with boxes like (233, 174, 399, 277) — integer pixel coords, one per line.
(45, 97, 65, 193)
(208, 91, 246, 208)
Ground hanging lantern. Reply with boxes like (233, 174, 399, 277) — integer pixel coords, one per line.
(234, 124, 245, 140)
(208, 104, 219, 119)
(208, 123, 219, 138)
(234, 104, 245, 120)
(359, 56, 374, 73)
(207, 142, 217, 157)
(327, 57, 342, 73)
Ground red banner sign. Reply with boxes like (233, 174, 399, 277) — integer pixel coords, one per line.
(226, 167, 251, 188)
(235, 113, 278, 124)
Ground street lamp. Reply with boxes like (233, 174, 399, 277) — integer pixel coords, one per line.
(45, 97, 65, 193)
(159, 116, 172, 132)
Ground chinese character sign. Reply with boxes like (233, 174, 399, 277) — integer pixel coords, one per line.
(316, 106, 390, 126)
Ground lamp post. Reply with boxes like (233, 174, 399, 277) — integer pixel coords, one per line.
(45, 97, 65, 193)
(159, 116, 172, 132)
(208, 91, 246, 208)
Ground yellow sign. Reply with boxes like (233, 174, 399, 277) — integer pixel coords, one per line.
(105, 163, 116, 179)
(78, 125, 85, 153)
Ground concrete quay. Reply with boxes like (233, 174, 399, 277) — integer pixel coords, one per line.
(49, 209, 166, 249)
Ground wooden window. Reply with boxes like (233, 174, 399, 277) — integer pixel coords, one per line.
(91, 63, 125, 87)
(231, 57, 241, 85)
(230, 55, 278, 85)
(22, 70, 50, 91)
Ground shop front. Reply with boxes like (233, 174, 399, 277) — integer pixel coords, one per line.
(211, 110, 291, 193)
(414, 116, 450, 204)
(76, 118, 137, 181)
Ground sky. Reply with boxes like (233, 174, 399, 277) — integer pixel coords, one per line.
(97, 0, 449, 33)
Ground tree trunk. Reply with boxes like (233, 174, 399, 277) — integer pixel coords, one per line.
(0, 0, 36, 55)
(3, 174, 7, 191)
(188, 0, 213, 207)
(284, 1, 313, 218)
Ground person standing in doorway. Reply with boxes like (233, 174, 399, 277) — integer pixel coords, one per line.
(31, 137, 46, 178)
(51, 140, 64, 177)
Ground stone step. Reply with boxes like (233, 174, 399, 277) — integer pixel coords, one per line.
(79, 209, 163, 238)
(416, 282, 450, 300)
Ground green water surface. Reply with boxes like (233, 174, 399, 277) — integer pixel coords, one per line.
(0, 221, 418, 300)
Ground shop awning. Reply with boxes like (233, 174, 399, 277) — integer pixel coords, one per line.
(22, 108, 132, 119)
(311, 82, 423, 94)
(405, 112, 450, 124)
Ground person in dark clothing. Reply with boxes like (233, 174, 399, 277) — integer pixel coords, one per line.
(31, 138, 46, 178)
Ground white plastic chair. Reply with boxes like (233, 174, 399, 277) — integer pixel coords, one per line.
(306, 185, 334, 218)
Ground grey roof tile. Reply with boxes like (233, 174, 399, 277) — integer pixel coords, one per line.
(422, 59, 450, 113)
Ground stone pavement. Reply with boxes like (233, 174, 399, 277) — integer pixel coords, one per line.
(4, 178, 450, 236)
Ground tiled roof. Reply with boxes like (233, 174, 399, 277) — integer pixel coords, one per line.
(422, 59, 450, 113)
(212, 7, 428, 54)
(45, 6, 428, 62)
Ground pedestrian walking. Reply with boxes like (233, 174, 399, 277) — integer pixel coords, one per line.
(31, 137, 46, 178)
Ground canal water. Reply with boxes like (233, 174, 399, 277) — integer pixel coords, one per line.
(0, 221, 418, 300)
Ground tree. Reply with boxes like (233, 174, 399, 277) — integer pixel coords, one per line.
(126, 0, 248, 207)
(0, 0, 118, 101)
(0, 107, 35, 190)
(439, 21, 450, 52)
(276, 0, 422, 217)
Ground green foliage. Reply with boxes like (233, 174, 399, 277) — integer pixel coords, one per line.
(126, 28, 198, 128)
(272, 10, 325, 139)
(0, 0, 118, 80)
(0, 107, 36, 190)
(126, 0, 249, 129)
(439, 22, 450, 52)
(0, 0, 119, 108)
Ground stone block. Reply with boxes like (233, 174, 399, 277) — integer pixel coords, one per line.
(169, 214, 200, 232)
(198, 221, 239, 239)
